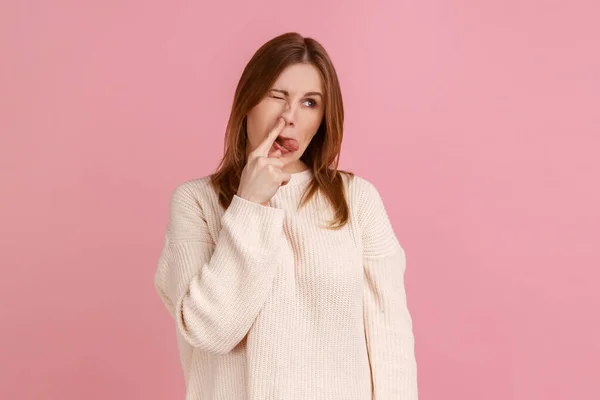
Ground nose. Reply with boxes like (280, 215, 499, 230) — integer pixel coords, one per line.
(280, 101, 296, 127)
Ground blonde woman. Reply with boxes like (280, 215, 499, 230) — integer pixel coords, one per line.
(154, 31, 418, 399)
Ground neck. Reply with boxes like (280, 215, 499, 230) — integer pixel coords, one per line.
(282, 160, 309, 174)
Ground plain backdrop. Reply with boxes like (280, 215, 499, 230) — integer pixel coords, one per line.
(1, 1, 599, 399)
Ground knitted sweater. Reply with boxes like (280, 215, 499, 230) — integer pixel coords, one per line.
(154, 168, 418, 399)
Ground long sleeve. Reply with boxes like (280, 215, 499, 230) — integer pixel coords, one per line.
(356, 179, 419, 399)
(154, 181, 285, 355)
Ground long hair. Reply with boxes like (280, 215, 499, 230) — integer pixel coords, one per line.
(210, 32, 353, 229)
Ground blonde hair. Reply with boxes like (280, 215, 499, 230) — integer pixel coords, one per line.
(210, 32, 353, 229)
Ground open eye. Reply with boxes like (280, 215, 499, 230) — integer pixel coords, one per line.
(303, 98, 318, 108)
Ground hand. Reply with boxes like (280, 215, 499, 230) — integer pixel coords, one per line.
(237, 117, 291, 206)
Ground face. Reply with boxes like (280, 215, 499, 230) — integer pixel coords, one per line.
(245, 63, 325, 173)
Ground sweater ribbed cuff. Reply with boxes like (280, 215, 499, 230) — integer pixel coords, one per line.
(221, 195, 285, 251)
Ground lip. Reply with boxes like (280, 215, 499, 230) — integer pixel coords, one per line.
(277, 135, 296, 141)
(273, 134, 300, 154)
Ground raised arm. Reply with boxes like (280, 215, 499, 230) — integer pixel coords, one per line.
(154, 182, 285, 354)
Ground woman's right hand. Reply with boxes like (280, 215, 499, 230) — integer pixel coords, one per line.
(237, 117, 291, 206)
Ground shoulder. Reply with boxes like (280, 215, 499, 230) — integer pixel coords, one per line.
(165, 175, 218, 240)
(168, 175, 216, 210)
(342, 172, 401, 256)
(341, 171, 386, 211)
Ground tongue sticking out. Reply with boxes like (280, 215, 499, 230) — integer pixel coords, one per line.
(275, 137, 300, 152)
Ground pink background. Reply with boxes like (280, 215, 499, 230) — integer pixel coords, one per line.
(1, 1, 598, 399)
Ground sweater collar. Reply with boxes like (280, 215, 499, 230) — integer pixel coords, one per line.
(286, 168, 314, 186)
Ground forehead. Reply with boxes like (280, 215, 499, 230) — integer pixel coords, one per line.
(272, 63, 322, 92)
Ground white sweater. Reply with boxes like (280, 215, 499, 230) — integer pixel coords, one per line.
(154, 168, 418, 399)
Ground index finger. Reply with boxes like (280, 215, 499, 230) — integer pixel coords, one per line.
(253, 117, 285, 157)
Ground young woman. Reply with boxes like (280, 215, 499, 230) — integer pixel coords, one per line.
(154, 31, 418, 399)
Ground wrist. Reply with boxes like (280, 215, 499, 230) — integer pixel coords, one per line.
(236, 193, 267, 207)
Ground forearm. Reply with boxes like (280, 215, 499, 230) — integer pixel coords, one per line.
(158, 194, 285, 354)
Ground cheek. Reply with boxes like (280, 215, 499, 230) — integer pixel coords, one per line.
(246, 108, 267, 147)
(248, 102, 283, 138)
(301, 113, 323, 138)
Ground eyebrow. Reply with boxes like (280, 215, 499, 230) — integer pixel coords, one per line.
(271, 89, 323, 98)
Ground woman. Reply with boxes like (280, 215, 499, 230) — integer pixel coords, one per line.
(154, 32, 418, 399)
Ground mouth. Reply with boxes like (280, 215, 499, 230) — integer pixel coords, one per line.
(274, 135, 300, 153)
